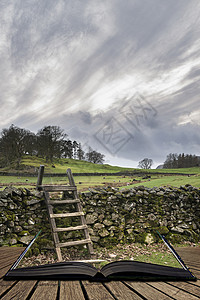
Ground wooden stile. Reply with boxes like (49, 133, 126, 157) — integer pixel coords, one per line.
(36, 165, 94, 261)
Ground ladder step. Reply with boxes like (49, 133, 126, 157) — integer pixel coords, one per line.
(54, 225, 88, 232)
(57, 239, 92, 248)
(39, 185, 77, 192)
(48, 199, 80, 204)
(50, 212, 84, 218)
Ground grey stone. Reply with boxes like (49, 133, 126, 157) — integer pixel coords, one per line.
(91, 235, 100, 242)
(27, 199, 42, 205)
(9, 238, 17, 245)
(109, 226, 118, 231)
(148, 213, 156, 221)
(94, 223, 105, 230)
(171, 226, 184, 234)
(86, 213, 98, 224)
(111, 213, 118, 221)
(145, 233, 154, 244)
(8, 221, 14, 227)
(0, 224, 6, 234)
(179, 223, 189, 229)
(157, 191, 164, 196)
(192, 223, 197, 230)
(103, 219, 113, 226)
(28, 218, 35, 225)
(9, 204, 16, 210)
(14, 226, 22, 233)
(99, 229, 109, 237)
(19, 235, 34, 245)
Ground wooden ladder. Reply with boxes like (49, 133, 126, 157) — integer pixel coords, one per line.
(36, 165, 94, 261)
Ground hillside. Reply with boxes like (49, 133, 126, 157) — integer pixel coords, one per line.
(0, 155, 200, 174)
(0, 155, 137, 174)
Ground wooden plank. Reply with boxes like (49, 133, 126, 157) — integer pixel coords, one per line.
(0, 279, 16, 297)
(60, 281, 85, 300)
(58, 238, 92, 248)
(48, 199, 80, 204)
(167, 281, 200, 298)
(125, 281, 172, 299)
(105, 281, 143, 299)
(0, 259, 20, 270)
(0, 252, 21, 262)
(174, 247, 200, 262)
(0, 256, 21, 270)
(192, 280, 200, 286)
(0, 247, 25, 278)
(82, 281, 114, 300)
(0, 247, 25, 258)
(50, 212, 84, 218)
(30, 281, 58, 300)
(189, 268, 200, 279)
(1, 280, 37, 300)
(39, 185, 77, 192)
(185, 263, 200, 269)
(0, 264, 15, 278)
(54, 225, 88, 232)
(148, 282, 200, 300)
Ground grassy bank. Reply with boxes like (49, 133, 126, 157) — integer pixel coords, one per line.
(1, 155, 137, 174)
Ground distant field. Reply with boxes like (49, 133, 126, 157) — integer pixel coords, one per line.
(1, 173, 200, 191)
(120, 174, 200, 189)
(0, 155, 199, 190)
(143, 167, 200, 174)
(0, 175, 131, 191)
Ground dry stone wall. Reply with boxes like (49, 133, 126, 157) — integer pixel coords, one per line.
(0, 185, 199, 252)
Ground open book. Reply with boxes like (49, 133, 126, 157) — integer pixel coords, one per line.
(5, 259, 195, 281)
(5, 231, 196, 281)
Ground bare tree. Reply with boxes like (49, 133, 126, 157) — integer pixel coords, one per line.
(138, 158, 153, 169)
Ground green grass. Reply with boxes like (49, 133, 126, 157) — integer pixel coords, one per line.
(142, 167, 200, 174)
(0, 175, 130, 191)
(120, 174, 200, 189)
(134, 252, 181, 268)
(19, 156, 138, 173)
(1, 173, 200, 191)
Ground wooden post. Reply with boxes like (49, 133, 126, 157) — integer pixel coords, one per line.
(36, 165, 44, 190)
(66, 168, 75, 186)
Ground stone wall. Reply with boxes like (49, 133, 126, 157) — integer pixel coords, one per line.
(0, 187, 52, 255)
(81, 185, 200, 246)
(0, 185, 199, 252)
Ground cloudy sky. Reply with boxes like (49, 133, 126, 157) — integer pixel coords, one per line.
(0, 0, 200, 168)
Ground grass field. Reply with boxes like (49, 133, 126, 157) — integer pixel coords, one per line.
(120, 174, 200, 189)
(0, 155, 200, 190)
(0, 174, 130, 191)
(1, 173, 200, 191)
